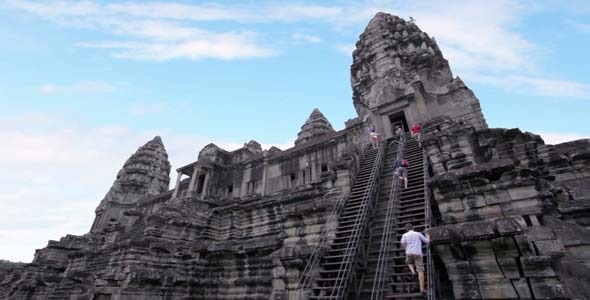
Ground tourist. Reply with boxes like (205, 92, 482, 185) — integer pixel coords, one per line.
(398, 159, 409, 189)
(394, 125, 404, 141)
(400, 223, 430, 295)
(369, 126, 380, 149)
(393, 159, 402, 176)
(411, 123, 422, 146)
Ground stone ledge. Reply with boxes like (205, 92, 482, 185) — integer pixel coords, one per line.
(430, 217, 523, 244)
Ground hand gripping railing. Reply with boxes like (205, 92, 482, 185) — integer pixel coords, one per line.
(328, 144, 385, 300)
(297, 144, 373, 294)
(423, 151, 436, 300)
(370, 137, 405, 299)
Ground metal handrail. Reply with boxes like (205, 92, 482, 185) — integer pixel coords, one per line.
(298, 144, 371, 291)
(330, 143, 385, 299)
(423, 151, 436, 300)
(370, 137, 405, 299)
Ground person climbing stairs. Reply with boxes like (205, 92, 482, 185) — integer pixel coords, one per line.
(300, 134, 434, 300)
(385, 137, 434, 300)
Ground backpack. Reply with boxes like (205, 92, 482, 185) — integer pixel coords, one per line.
(402, 159, 409, 167)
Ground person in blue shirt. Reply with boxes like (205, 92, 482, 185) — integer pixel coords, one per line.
(398, 159, 409, 189)
(393, 159, 402, 176)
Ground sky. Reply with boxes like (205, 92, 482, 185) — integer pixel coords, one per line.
(0, 0, 589, 263)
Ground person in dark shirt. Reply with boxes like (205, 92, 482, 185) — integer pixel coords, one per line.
(398, 159, 409, 189)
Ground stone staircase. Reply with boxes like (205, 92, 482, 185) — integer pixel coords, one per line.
(300, 136, 435, 300)
(307, 145, 384, 300)
(384, 137, 433, 300)
(355, 139, 401, 299)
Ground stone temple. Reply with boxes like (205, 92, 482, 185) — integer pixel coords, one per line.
(2, 12, 590, 300)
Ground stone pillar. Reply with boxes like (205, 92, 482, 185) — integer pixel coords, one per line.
(188, 167, 199, 192)
(310, 157, 317, 182)
(261, 160, 268, 196)
(172, 171, 182, 198)
(381, 114, 393, 139)
(202, 171, 211, 196)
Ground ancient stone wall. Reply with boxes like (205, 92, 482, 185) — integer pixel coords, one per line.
(424, 117, 590, 299)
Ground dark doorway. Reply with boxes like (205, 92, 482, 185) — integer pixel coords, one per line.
(227, 184, 233, 197)
(389, 111, 409, 133)
(196, 174, 206, 194)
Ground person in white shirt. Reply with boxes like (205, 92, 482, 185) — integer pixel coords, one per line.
(400, 223, 430, 294)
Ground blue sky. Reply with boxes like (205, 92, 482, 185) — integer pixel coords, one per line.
(0, 0, 589, 262)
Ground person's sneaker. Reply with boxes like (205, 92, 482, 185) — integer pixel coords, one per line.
(420, 289, 427, 295)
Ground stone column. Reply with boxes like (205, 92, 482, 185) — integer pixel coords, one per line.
(172, 171, 182, 198)
(310, 155, 317, 182)
(202, 170, 211, 196)
(261, 160, 268, 196)
(240, 169, 249, 198)
(188, 167, 200, 193)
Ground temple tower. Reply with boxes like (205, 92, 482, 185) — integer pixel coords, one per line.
(295, 108, 336, 146)
(351, 12, 487, 137)
(90, 136, 171, 232)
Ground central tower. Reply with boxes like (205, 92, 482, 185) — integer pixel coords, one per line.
(351, 12, 487, 136)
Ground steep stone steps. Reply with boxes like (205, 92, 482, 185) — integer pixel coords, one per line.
(308, 145, 385, 300)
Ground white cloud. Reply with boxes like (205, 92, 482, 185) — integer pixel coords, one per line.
(4, 1, 539, 68)
(104, 2, 248, 22)
(79, 35, 275, 61)
(538, 132, 588, 145)
(292, 33, 322, 44)
(8, 0, 276, 61)
(335, 44, 355, 55)
(39, 80, 118, 94)
(110, 20, 207, 41)
(398, 1, 535, 73)
(107, 2, 344, 23)
(39, 84, 56, 94)
(466, 73, 590, 98)
(568, 20, 590, 33)
(128, 101, 169, 117)
(268, 5, 343, 22)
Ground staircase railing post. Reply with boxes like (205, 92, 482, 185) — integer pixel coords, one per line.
(423, 151, 436, 300)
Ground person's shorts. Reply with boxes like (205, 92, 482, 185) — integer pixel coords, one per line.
(406, 254, 424, 272)
(399, 167, 408, 178)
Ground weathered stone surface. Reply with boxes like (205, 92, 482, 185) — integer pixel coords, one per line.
(91, 136, 171, 233)
(478, 279, 518, 299)
(529, 277, 568, 299)
(511, 278, 533, 299)
(534, 240, 566, 258)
